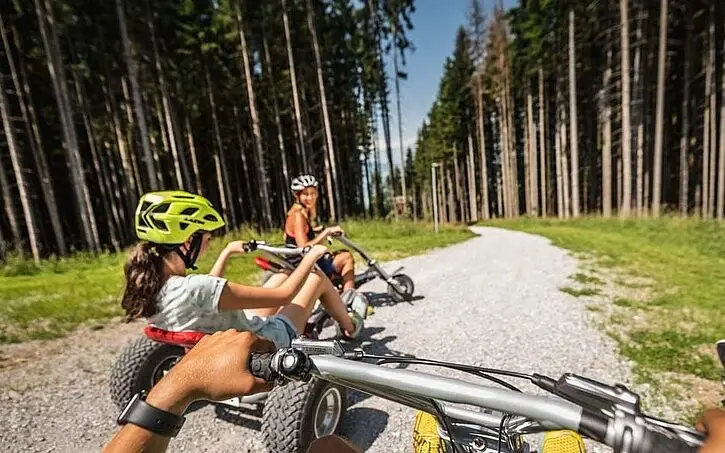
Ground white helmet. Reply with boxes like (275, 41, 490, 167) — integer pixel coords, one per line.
(291, 174, 319, 193)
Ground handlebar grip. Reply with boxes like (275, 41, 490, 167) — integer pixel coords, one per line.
(640, 428, 701, 453)
(249, 352, 276, 382)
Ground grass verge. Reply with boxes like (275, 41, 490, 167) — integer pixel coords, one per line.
(0, 219, 475, 344)
(482, 216, 724, 411)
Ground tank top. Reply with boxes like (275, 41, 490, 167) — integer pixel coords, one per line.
(284, 206, 315, 247)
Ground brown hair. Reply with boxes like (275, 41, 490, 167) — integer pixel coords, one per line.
(121, 242, 168, 321)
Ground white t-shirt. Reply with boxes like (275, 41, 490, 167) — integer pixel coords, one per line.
(148, 274, 296, 348)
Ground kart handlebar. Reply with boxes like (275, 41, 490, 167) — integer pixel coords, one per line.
(242, 240, 306, 256)
(247, 339, 705, 453)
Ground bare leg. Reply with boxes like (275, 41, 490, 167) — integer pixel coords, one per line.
(277, 272, 355, 334)
(246, 272, 289, 318)
(332, 250, 355, 291)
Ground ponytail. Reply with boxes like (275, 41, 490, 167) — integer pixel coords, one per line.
(121, 242, 166, 321)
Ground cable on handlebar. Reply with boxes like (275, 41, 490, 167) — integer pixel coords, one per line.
(365, 354, 528, 392)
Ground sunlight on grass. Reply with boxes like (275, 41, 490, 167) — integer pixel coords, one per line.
(0, 220, 474, 344)
(483, 216, 725, 382)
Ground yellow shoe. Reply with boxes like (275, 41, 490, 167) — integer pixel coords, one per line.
(541, 430, 587, 453)
(412, 411, 446, 453)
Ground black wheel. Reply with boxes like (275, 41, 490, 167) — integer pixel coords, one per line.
(109, 337, 184, 410)
(261, 378, 347, 453)
(388, 273, 415, 302)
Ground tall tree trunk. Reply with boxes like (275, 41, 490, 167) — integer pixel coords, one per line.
(702, 9, 714, 219)
(467, 133, 477, 222)
(2, 17, 65, 254)
(121, 77, 144, 194)
(718, 25, 725, 219)
(235, 2, 272, 227)
(453, 146, 464, 221)
(392, 23, 407, 214)
(184, 114, 203, 194)
(306, 0, 339, 220)
(707, 3, 717, 219)
(634, 13, 644, 216)
(619, 0, 632, 216)
(146, 7, 187, 190)
(538, 67, 547, 217)
(204, 67, 234, 228)
(555, 91, 564, 218)
(651, 0, 668, 216)
(35, 0, 99, 250)
(504, 67, 519, 215)
(263, 34, 291, 209)
(281, 0, 308, 171)
(71, 69, 121, 250)
(679, 13, 691, 217)
(116, 0, 157, 190)
(445, 163, 454, 222)
(499, 100, 511, 217)
(527, 82, 538, 216)
(524, 90, 532, 215)
(233, 105, 257, 222)
(0, 157, 21, 253)
(602, 46, 613, 217)
(561, 107, 571, 218)
(568, 9, 580, 217)
(0, 71, 41, 262)
(477, 76, 490, 219)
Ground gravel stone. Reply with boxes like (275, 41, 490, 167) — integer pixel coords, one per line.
(0, 227, 644, 452)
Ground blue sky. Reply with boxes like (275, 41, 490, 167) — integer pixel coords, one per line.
(377, 0, 518, 170)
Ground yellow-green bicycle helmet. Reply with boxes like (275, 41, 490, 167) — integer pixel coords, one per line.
(134, 191, 225, 268)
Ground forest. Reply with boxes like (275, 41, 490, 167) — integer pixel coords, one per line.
(413, 0, 725, 225)
(0, 0, 415, 262)
(3, 0, 725, 263)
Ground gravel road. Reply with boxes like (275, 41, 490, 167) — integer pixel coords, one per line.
(0, 226, 637, 453)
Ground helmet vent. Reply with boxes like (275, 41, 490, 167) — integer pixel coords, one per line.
(204, 214, 219, 222)
(179, 222, 189, 231)
(172, 194, 195, 199)
(140, 201, 152, 212)
(151, 218, 168, 232)
(180, 207, 199, 216)
(154, 203, 170, 214)
(137, 215, 150, 228)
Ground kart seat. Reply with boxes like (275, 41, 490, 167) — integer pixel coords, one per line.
(144, 325, 206, 348)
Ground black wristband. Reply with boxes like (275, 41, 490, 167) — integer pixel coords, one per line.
(117, 392, 186, 437)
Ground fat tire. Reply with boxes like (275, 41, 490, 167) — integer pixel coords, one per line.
(388, 273, 415, 302)
(261, 379, 347, 453)
(109, 337, 184, 410)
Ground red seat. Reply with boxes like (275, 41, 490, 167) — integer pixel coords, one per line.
(254, 256, 273, 271)
(144, 325, 207, 347)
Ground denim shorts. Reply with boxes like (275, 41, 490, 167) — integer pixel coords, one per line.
(255, 313, 299, 349)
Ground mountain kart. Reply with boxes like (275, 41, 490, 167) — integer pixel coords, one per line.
(109, 242, 364, 453)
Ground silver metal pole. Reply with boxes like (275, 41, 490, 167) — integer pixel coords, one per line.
(432, 163, 439, 233)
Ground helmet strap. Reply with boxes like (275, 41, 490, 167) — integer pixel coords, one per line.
(175, 233, 204, 270)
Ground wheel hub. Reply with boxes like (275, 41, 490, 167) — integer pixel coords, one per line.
(313, 387, 343, 438)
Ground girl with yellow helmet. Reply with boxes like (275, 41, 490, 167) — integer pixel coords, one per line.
(120, 190, 361, 349)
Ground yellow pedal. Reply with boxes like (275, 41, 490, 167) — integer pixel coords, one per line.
(366, 305, 376, 317)
(412, 411, 445, 453)
(541, 430, 586, 453)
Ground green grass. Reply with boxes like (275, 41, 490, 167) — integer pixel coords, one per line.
(482, 216, 725, 382)
(560, 286, 601, 297)
(0, 219, 475, 344)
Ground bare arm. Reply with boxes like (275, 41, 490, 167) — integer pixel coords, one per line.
(217, 246, 326, 310)
(208, 241, 247, 278)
